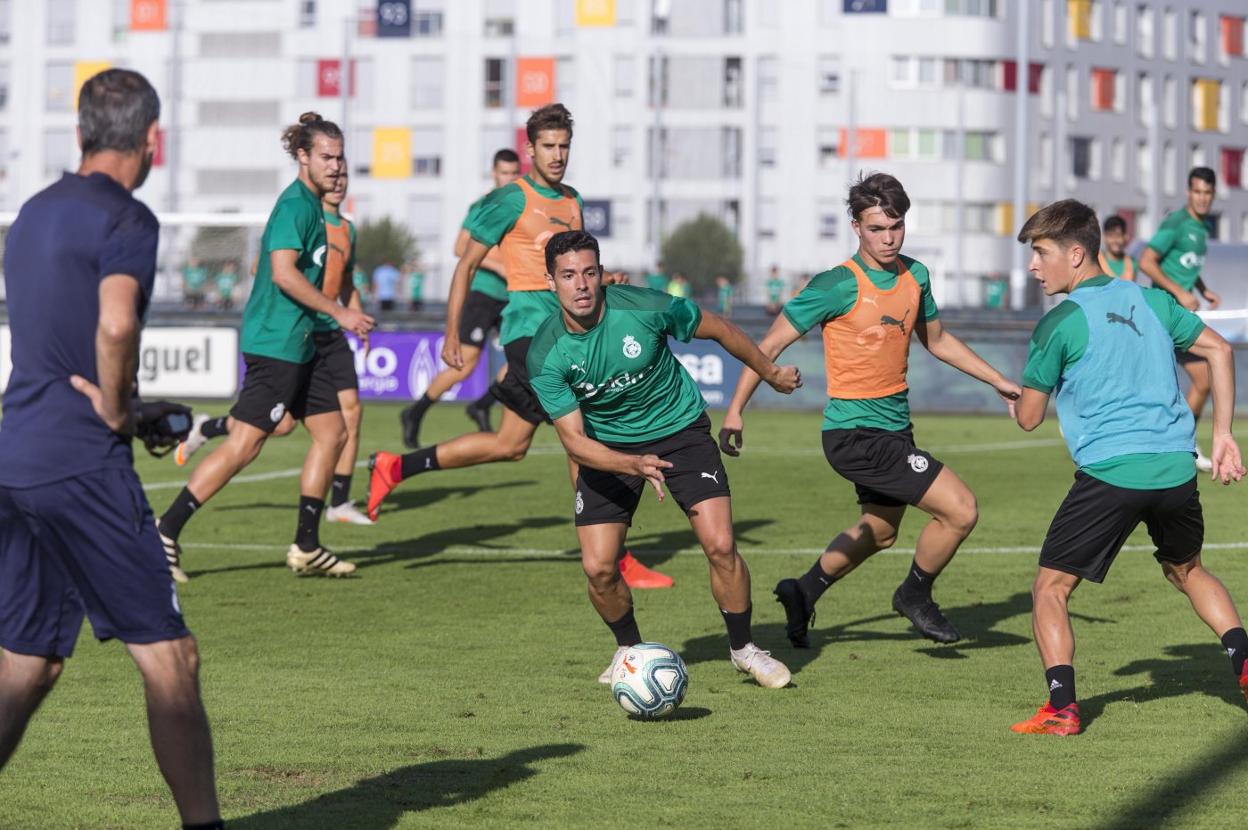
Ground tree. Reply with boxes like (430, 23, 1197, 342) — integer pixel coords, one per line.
(659, 213, 743, 294)
(355, 216, 420, 276)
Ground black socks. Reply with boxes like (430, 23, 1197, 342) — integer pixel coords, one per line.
(606, 608, 642, 647)
(1221, 627, 1248, 677)
(899, 559, 938, 599)
(1045, 664, 1076, 710)
(721, 606, 753, 651)
(469, 389, 496, 410)
(410, 393, 435, 419)
(159, 488, 201, 540)
(200, 416, 230, 439)
(295, 496, 324, 552)
(797, 559, 837, 608)
(400, 446, 441, 479)
(330, 474, 352, 508)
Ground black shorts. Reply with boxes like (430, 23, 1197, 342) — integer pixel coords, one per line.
(491, 337, 549, 425)
(575, 413, 729, 526)
(1175, 347, 1206, 366)
(458, 291, 506, 347)
(822, 426, 944, 508)
(230, 352, 340, 433)
(1039, 472, 1203, 583)
(313, 330, 359, 393)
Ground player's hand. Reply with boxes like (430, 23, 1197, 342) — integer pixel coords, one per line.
(718, 411, 745, 457)
(359, 331, 371, 357)
(69, 375, 135, 436)
(336, 307, 375, 337)
(993, 377, 1022, 419)
(765, 364, 802, 394)
(1210, 433, 1245, 485)
(441, 330, 463, 369)
(1201, 288, 1222, 310)
(1176, 289, 1200, 311)
(634, 454, 673, 501)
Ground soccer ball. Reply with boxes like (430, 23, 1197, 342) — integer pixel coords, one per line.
(611, 642, 688, 720)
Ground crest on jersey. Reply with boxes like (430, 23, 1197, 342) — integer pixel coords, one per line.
(470, 327, 485, 343)
(575, 490, 584, 515)
(622, 335, 642, 359)
(907, 453, 928, 473)
(313, 244, 327, 267)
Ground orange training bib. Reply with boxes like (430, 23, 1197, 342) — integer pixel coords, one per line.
(1098, 252, 1134, 281)
(499, 177, 582, 292)
(323, 218, 351, 302)
(821, 258, 920, 399)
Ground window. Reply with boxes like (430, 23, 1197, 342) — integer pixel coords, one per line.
(1137, 5, 1154, 58)
(1002, 61, 1044, 95)
(1190, 11, 1207, 64)
(1068, 0, 1091, 44)
(890, 128, 912, 159)
(0, 0, 10, 43)
(818, 200, 839, 239)
(44, 128, 73, 179)
(46, 0, 74, 45)
(942, 130, 959, 161)
(723, 57, 743, 107)
(614, 55, 635, 98)
(299, 0, 316, 27)
(1110, 138, 1126, 181)
(411, 57, 444, 109)
(612, 126, 631, 169)
(45, 62, 73, 112)
(412, 128, 443, 177)
(1038, 133, 1053, 183)
(1163, 143, 1178, 194)
(1162, 7, 1177, 61)
(1163, 75, 1177, 127)
(484, 0, 515, 36)
(1192, 78, 1222, 132)
(484, 58, 506, 108)
(1066, 66, 1079, 120)
(917, 129, 939, 159)
(757, 198, 776, 239)
(1191, 143, 1207, 170)
(724, 0, 743, 34)
(1136, 139, 1151, 194)
(721, 127, 742, 177)
(1221, 147, 1244, 189)
(1042, 0, 1055, 48)
(758, 56, 778, 102)
(413, 1, 444, 37)
(1112, 1, 1127, 44)
(917, 57, 937, 87)
(891, 56, 914, 87)
(817, 127, 839, 169)
(1221, 16, 1246, 64)
(1091, 68, 1121, 111)
(1070, 136, 1093, 179)
(0, 63, 8, 110)
(818, 56, 840, 94)
(1137, 73, 1154, 124)
(759, 127, 777, 168)
(964, 131, 999, 162)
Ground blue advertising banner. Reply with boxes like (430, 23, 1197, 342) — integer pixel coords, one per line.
(844, 0, 887, 12)
(376, 0, 412, 37)
(582, 199, 612, 237)
(667, 337, 741, 409)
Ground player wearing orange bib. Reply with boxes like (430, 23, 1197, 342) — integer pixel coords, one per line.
(722, 173, 1021, 650)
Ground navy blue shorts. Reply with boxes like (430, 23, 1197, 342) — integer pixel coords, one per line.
(0, 468, 190, 658)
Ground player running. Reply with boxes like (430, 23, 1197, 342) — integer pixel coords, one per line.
(530, 231, 800, 687)
(400, 148, 521, 446)
(157, 112, 375, 580)
(172, 169, 374, 525)
(0, 69, 222, 828)
(721, 172, 1021, 650)
(367, 104, 672, 589)
(1139, 167, 1222, 472)
(1010, 199, 1247, 736)
(1097, 214, 1136, 281)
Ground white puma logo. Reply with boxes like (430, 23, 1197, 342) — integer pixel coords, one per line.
(861, 295, 879, 307)
(303, 505, 317, 515)
(424, 458, 433, 469)
(701, 471, 720, 484)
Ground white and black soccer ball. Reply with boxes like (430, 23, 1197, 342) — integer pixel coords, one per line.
(611, 642, 688, 720)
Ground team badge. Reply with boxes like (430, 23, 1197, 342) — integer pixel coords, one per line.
(575, 490, 585, 515)
(907, 453, 929, 473)
(312, 244, 327, 267)
(270, 402, 286, 423)
(622, 335, 642, 359)
(470, 327, 485, 343)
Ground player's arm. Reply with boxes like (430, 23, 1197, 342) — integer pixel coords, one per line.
(916, 317, 1020, 411)
(1186, 327, 1244, 483)
(1138, 246, 1198, 310)
(696, 310, 800, 394)
(454, 227, 508, 280)
(551, 409, 673, 501)
(443, 240, 490, 368)
(270, 249, 374, 336)
(719, 313, 805, 456)
(1014, 389, 1050, 432)
(1194, 277, 1221, 309)
(69, 274, 143, 435)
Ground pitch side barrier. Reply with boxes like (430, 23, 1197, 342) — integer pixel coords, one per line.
(1, 312, 1245, 413)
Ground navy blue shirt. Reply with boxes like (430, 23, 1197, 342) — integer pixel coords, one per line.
(0, 172, 158, 487)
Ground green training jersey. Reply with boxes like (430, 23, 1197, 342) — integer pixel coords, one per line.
(717, 283, 733, 314)
(463, 193, 510, 302)
(528, 285, 706, 444)
(182, 264, 209, 290)
(1022, 275, 1205, 489)
(407, 271, 425, 301)
(240, 178, 326, 363)
(782, 254, 940, 432)
(1146, 208, 1208, 293)
(766, 277, 786, 303)
(1101, 253, 1136, 280)
(644, 272, 670, 292)
(464, 175, 584, 342)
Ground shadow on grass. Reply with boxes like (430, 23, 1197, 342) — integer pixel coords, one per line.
(229, 743, 584, 830)
(1095, 730, 1247, 829)
(1079, 643, 1247, 730)
(208, 480, 537, 517)
(619, 519, 777, 568)
(629, 706, 712, 723)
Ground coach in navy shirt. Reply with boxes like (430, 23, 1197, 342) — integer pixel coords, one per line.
(0, 70, 222, 829)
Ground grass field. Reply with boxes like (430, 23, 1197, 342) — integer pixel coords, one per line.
(2, 404, 1247, 829)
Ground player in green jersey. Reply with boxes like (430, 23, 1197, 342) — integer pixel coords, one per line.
(1098, 215, 1136, 280)
(401, 149, 521, 446)
(157, 113, 374, 580)
(1139, 167, 1222, 472)
(764, 265, 786, 314)
(529, 230, 801, 687)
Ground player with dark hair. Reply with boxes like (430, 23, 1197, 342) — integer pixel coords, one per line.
(1098, 215, 1136, 281)
(1140, 167, 1221, 472)
(367, 104, 673, 589)
(0, 68, 223, 829)
(1011, 199, 1247, 735)
(531, 230, 800, 687)
(156, 112, 375, 579)
(401, 148, 521, 446)
(722, 172, 1021, 652)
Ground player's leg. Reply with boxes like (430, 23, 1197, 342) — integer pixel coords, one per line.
(465, 363, 508, 433)
(0, 650, 64, 768)
(126, 637, 220, 825)
(287, 409, 353, 575)
(1010, 565, 1085, 735)
(325, 388, 372, 524)
(1180, 357, 1214, 470)
(400, 344, 483, 448)
(774, 503, 906, 647)
(175, 413, 233, 467)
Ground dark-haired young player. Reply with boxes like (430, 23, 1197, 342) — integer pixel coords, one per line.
(531, 230, 800, 687)
(367, 104, 672, 588)
(722, 172, 1020, 651)
(1010, 199, 1247, 735)
(400, 148, 521, 446)
(156, 113, 375, 580)
(1098, 214, 1136, 281)
(1139, 167, 1222, 472)
(0, 68, 222, 828)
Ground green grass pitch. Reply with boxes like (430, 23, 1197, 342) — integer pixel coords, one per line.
(2, 405, 1246, 829)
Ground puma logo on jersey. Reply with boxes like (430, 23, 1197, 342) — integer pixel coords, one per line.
(534, 206, 576, 230)
(860, 295, 879, 307)
(701, 471, 720, 484)
(880, 309, 910, 335)
(1106, 306, 1141, 336)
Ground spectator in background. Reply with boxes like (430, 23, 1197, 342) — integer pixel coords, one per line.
(1099, 215, 1137, 281)
(214, 260, 240, 310)
(182, 257, 209, 309)
(716, 274, 734, 317)
(353, 263, 370, 306)
(645, 260, 669, 293)
(667, 271, 690, 299)
(406, 260, 425, 311)
(373, 260, 400, 312)
(765, 265, 786, 314)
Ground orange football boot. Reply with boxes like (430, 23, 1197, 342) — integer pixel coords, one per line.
(619, 551, 673, 589)
(367, 451, 401, 522)
(1010, 702, 1082, 736)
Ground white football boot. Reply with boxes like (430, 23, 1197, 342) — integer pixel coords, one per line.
(730, 643, 792, 689)
(325, 501, 375, 525)
(174, 414, 212, 467)
(598, 646, 630, 684)
(286, 544, 356, 576)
